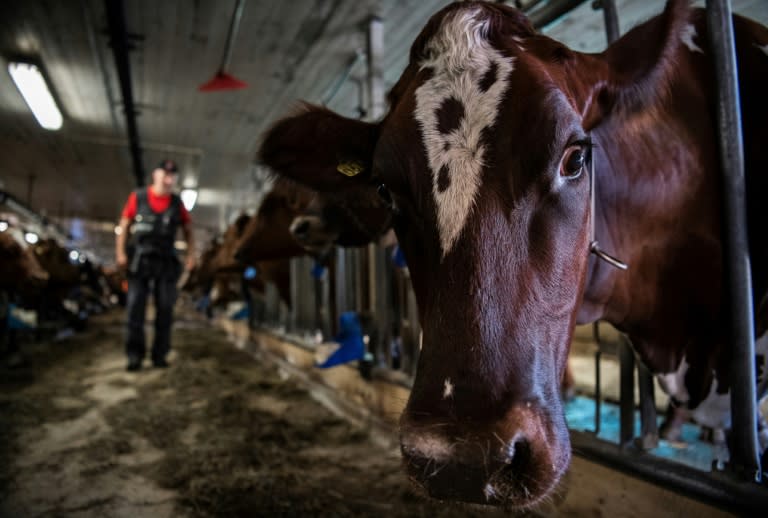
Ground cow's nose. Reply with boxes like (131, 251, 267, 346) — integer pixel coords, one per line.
(399, 404, 568, 508)
(400, 430, 536, 505)
(292, 219, 311, 239)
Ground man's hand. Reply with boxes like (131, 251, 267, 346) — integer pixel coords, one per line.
(117, 252, 128, 270)
(185, 255, 196, 272)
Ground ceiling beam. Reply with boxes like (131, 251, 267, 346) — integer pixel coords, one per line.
(104, 0, 145, 187)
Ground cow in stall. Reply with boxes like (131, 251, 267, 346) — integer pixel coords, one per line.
(257, 0, 768, 507)
(187, 214, 292, 315)
(0, 231, 49, 363)
(0, 231, 49, 293)
(29, 238, 89, 328)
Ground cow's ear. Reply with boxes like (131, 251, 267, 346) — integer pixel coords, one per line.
(579, 0, 690, 131)
(259, 103, 379, 192)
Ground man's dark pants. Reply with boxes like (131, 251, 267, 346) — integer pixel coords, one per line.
(126, 273, 178, 364)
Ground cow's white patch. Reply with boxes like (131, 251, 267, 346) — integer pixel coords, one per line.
(414, 8, 515, 256)
(443, 378, 454, 399)
(691, 384, 731, 430)
(681, 24, 703, 54)
(657, 357, 690, 403)
(660, 333, 768, 432)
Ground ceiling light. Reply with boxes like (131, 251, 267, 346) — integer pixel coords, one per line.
(69, 250, 79, 262)
(24, 231, 39, 244)
(180, 189, 198, 211)
(0, 221, 8, 232)
(8, 61, 63, 130)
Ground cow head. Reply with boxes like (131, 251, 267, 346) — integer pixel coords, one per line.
(289, 188, 393, 253)
(259, 0, 690, 507)
(234, 181, 314, 262)
(210, 213, 252, 272)
(32, 238, 79, 286)
(0, 232, 49, 291)
(182, 237, 222, 292)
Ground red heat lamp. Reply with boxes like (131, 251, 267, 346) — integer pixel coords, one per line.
(198, 71, 248, 92)
(198, 0, 248, 93)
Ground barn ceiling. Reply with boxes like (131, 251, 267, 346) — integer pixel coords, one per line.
(0, 0, 765, 258)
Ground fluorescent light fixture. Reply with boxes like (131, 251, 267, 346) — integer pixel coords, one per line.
(180, 188, 198, 211)
(0, 221, 8, 232)
(24, 231, 39, 244)
(8, 61, 63, 130)
(69, 250, 79, 262)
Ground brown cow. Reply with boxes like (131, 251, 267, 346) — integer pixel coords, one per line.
(258, 1, 768, 507)
(0, 231, 49, 291)
(233, 181, 314, 263)
(31, 238, 80, 296)
(203, 213, 292, 308)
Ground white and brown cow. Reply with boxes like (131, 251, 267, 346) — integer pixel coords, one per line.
(258, 0, 768, 508)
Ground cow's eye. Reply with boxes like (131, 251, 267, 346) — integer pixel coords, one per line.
(560, 146, 586, 179)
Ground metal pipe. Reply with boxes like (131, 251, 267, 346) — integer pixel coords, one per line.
(619, 337, 635, 447)
(322, 50, 364, 107)
(597, 0, 620, 44)
(637, 362, 658, 450)
(104, 0, 145, 187)
(571, 431, 768, 515)
(593, 321, 602, 435)
(527, 0, 589, 29)
(705, 0, 761, 481)
(220, 0, 246, 72)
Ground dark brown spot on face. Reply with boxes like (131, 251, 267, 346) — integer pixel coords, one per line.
(437, 164, 451, 192)
(479, 61, 498, 93)
(436, 97, 464, 135)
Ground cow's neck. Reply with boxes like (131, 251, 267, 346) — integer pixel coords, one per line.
(577, 113, 723, 375)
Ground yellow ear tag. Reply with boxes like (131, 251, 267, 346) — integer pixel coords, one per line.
(337, 161, 364, 177)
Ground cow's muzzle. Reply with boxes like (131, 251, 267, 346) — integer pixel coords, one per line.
(399, 404, 569, 508)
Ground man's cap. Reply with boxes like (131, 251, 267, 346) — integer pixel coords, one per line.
(156, 159, 179, 173)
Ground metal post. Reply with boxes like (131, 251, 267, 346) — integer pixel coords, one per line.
(706, 0, 760, 480)
(405, 277, 421, 377)
(366, 16, 385, 120)
(220, 0, 245, 72)
(289, 258, 300, 332)
(637, 362, 659, 450)
(593, 321, 602, 435)
(335, 247, 348, 314)
(597, 0, 620, 45)
(619, 337, 635, 447)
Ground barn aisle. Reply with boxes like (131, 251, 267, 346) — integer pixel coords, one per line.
(0, 310, 512, 518)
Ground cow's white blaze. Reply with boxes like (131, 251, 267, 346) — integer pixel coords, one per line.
(681, 23, 704, 54)
(414, 8, 514, 256)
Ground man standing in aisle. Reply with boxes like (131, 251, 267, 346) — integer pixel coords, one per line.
(115, 159, 196, 371)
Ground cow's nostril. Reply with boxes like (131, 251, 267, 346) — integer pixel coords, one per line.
(293, 219, 311, 237)
(500, 436, 532, 473)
